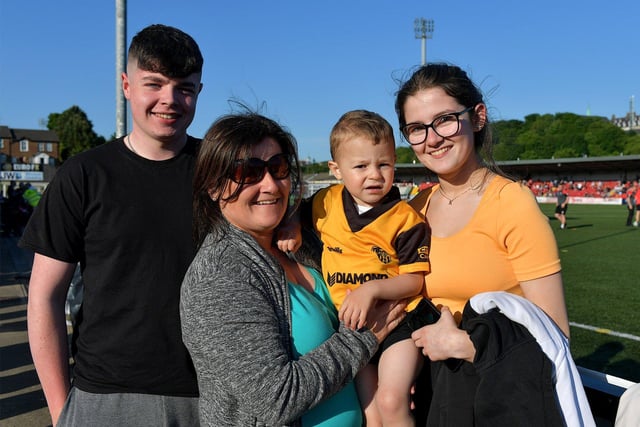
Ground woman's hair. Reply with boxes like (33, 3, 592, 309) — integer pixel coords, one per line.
(394, 63, 500, 173)
(329, 110, 395, 160)
(192, 112, 301, 248)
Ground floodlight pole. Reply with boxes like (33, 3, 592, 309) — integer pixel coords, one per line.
(414, 18, 434, 65)
(115, 0, 127, 138)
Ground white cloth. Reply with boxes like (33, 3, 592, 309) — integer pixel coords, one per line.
(615, 382, 640, 427)
(470, 291, 595, 427)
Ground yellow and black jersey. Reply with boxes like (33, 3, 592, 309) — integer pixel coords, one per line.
(308, 184, 431, 311)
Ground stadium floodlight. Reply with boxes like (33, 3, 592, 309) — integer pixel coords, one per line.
(414, 18, 434, 65)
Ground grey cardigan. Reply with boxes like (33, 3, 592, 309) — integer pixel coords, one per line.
(180, 222, 378, 426)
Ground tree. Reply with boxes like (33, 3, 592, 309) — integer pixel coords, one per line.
(583, 120, 627, 156)
(493, 120, 525, 160)
(396, 146, 418, 163)
(301, 161, 329, 174)
(48, 106, 106, 161)
(490, 112, 636, 160)
(548, 113, 588, 158)
(623, 132, 640, 154)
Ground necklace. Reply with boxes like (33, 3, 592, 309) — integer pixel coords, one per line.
(438, 168, 491, 205)
(126, 134, 137, 154)
(439, 186, 472, 205)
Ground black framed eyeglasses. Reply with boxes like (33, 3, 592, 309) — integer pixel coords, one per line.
(231, 153, 291, 184)
(401, 105, 475, 145)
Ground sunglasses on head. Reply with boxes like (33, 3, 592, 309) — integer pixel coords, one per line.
(231, 153, 291, 184)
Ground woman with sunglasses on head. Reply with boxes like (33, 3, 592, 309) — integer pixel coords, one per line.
(179, 112, 406, 427)
(396, 64, 594, 425)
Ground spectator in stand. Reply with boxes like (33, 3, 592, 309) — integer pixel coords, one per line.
(555, 183, 569, 229)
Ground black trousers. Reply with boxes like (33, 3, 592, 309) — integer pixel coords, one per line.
(626, 206, 635, 225)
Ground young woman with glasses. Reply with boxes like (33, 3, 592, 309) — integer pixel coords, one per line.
(395, 64, 593, 425)
(179, 112, 406, 426)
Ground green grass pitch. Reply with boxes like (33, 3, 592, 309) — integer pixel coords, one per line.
(538, 202, 639, 382)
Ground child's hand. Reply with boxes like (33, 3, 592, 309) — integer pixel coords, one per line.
(275, 220, 302, 253)
(339, 286, 377, 330)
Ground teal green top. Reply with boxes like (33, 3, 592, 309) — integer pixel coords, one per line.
(288, 268, 363, 427)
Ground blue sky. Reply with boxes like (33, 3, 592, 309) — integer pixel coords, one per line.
(1, 0, 638, 162)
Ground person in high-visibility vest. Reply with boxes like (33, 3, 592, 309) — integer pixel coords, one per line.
(22, 183, 41, 208)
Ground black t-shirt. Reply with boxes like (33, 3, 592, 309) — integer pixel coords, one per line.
(20, 137, 199, 396)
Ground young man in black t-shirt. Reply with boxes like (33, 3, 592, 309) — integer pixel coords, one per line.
(21, 24, 204, 426)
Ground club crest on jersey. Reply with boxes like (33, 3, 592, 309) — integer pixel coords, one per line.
(417, 245, 429, 259)
(371, 246, 391, 264)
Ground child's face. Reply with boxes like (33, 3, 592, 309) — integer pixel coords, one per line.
(328, 137, 396, 208)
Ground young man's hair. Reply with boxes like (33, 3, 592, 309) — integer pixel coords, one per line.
(128, 24, 203, 78)
(329, 110, 395, 160)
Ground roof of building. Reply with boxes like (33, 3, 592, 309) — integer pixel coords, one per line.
(0, 125, 12, 138)
(8, 128, 59, 142)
